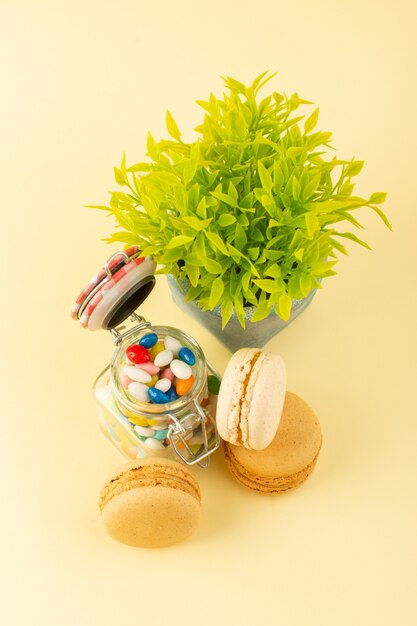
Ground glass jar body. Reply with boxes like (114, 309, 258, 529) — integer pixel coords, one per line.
(93, 325, 219, 464)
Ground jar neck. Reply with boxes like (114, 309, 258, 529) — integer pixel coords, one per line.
(110, 325, 207, 418)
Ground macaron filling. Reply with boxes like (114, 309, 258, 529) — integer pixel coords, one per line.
(227, 349, 264, 447)
(223, 441, 322, 493)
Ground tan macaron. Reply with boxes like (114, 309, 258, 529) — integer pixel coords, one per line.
(222, 392, 322, 494)
(99, 458, 201, 548)
(216, 347, 286, 450)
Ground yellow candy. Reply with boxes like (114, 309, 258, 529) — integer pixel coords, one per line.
(125, 413, 150, 426)
(149, 342, 165, 360)
(146, 375, 159, 388)
(147, 418, 167, 427)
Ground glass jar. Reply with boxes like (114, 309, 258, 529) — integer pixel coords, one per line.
(72, 248, 220, 468)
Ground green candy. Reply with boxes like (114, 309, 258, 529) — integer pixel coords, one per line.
(208, 375, 221, 395)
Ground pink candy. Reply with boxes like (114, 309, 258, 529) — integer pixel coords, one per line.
(136, 362, 160, 375)
(121, 373, 133, 389)
(160, 367, 174, 383)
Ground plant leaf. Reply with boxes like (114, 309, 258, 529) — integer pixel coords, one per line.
(203, 257, 223, 274)
(209, 277, 224, 308)
(221, 299, 234, 328)
(166, 110, 181, 140)
(187, 264, 200, 287)
(218, 213, 237, 227)
(258, 161, 273, 193)
(211, 190, 238, 208)
(182, 216, 212, 231)
(253, 278, 280, 293)
(304, 107, 319, 133)
(165, 235, 194, 249)
(368, 204, 392, 230)
(250, 301, 272, 322)
(278, 293, 292, 320)
(369, 192, 387, 204)
(333, 231, 371, 249)
(292, 176, 301, 200)
(345, 160, 364, 177)
(206, 231, 230, 255)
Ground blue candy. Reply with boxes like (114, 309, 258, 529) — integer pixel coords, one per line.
(139, 333, 158, 348)
(148, 387, 171, 404)
(153, 429, 168, 441)
(179, 347, 196, 366)
(167, 387, 179, 402)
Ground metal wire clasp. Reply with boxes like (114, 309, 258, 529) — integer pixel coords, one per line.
(110, 313, 152, 346)
(167, 400, 220, 469)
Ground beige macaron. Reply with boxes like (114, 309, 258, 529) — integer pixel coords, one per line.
(216, 347, 286, 450)
(222, 391, 322, 494)
(99, 458, 201, 548)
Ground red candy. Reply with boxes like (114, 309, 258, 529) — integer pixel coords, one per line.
(126, 344, 150, 364)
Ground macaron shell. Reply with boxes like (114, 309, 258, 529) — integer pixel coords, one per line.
(245, 351, 286, 450)
(222, 391, 322, 494)
(216, 348, 286, 450)
(216, 348, 257, 444)
(99, 458, 201, 548)
(101, 486, 201, 548)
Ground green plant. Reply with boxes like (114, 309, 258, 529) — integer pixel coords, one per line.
(91, 70, 391, 328)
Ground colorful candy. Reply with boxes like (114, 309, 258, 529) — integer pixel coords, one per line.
(179, 347, 196, 365)
(208, 375, 221, 395)
(136, 362, 160, 375)
(124, 366, 152, 384)
(170, 359, 192, 380)
(128, 382, 150, 402)
(167, 387, 179, 402)
(176, 375, 195, 396)
(155, 378, 171, 393)
(123, 333, 200, 414)
(154, 349, 174, 368)
(164, 336, 182, 356)
(148, 388, 171, 404)
(134, 425, 155, 437)
(160, 367, 174, 382)
(126, 344, 150, 364)
(154, 429, 168, 440)
(121, 373, 133, 389)
(144, 438, 165, 450)
(149, 342, 165, 360)
(146, 375, 159, 388)
(139, 333, 158, 348)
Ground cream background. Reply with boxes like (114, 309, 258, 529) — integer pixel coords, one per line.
(1, 1, 416, 624)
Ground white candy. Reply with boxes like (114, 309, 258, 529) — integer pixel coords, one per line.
(127, 382, 150, 403)
(124, 365, 152, 384)
(170, 358, 192, 380)
(155, 378, 171, 393)
(154, 349, 174, 368)
(144, 438, 165, 450)
(134, 425, 155, 437)
(164, 336, 183, 356)
(152, 423, 169, 430)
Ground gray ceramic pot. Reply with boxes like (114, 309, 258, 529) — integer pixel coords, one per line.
(166, 275, 317, 352)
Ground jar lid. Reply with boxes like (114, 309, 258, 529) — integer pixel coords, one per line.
(72, 246, 157, 330)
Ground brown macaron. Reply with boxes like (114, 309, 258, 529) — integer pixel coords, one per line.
(99, 458, 202, 548)
(222, 392, 322, 494)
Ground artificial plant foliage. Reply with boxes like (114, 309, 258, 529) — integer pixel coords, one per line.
(91, 71, 391, 328)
